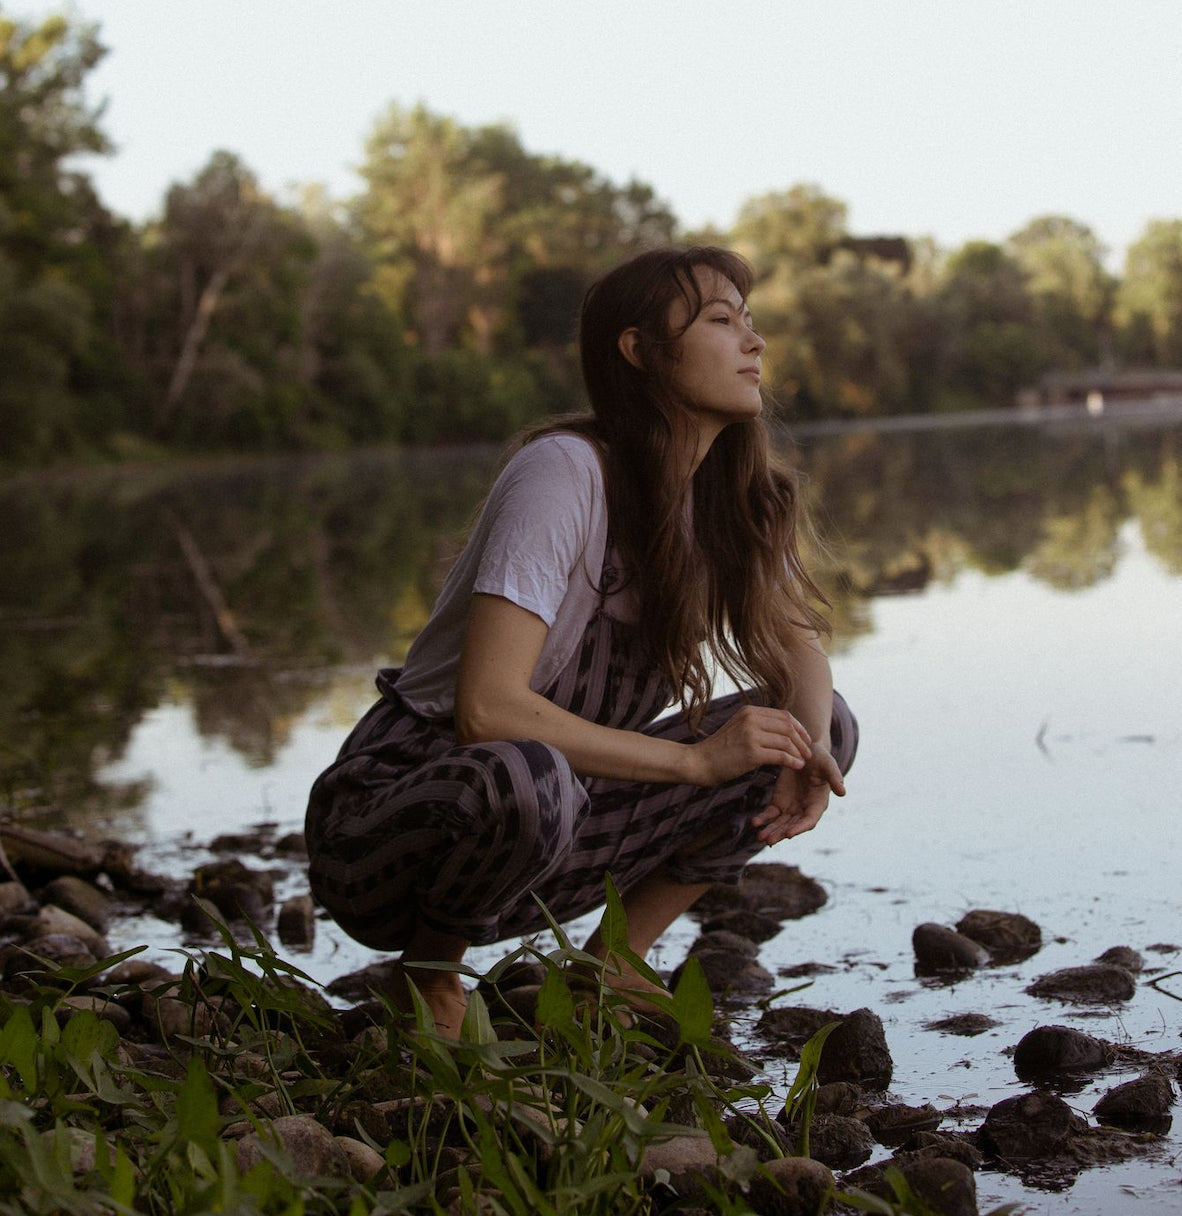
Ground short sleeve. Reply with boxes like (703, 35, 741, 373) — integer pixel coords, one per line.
(471, 436, 603, 626)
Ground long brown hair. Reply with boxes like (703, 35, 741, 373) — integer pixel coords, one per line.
(534, 246, 830, 728)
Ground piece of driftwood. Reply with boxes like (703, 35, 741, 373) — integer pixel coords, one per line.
(168, 512, 252, 658)
(0, 824, 105, 878)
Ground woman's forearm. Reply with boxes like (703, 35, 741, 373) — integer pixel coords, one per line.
(784, 630, 835, 747)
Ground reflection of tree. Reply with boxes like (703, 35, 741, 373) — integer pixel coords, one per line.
(1022, 485, 1121, 589)
(1125, 443, 1182, 574)
(4, 427, 1181, 815)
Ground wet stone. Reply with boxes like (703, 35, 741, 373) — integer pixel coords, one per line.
(700, 908, 784, 942)
(671, 950, 773, 998)
(747, 1156, 833, 1216)
(693, 862, 827, 923)
(1013, 1024, 1114, 1080)
(0, 881, 36, 915)
(277, 894, 315, 949)
(956, 908, 1042, 963)
(902, 1131, 985, 1169)
(1026, 963, 1137, 1003)
(814, 1081, 865, 1117)
(1093, 1072, 1176, 1128)
(1094, 944, 1144, 973)
(863, 1101, 942, 1146)
(978, 1091, 1086, 1160)
(912, 922, 990, 975)
(923, 1012, 1001, 1036)
(687, 929, 760, 961)
(39, 875, 113, 933)
(235, 1114, 349, 1178)
(786, 1112, 874, 1169)
(756, 1005, 839, 1057)
(817, 1007, 893, 1090)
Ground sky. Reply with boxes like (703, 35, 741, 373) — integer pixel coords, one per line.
(29, 1, 1182, 265)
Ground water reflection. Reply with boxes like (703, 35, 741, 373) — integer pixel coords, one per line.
(1, 422, 1179, 829)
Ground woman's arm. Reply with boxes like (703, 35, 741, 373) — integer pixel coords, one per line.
(750, 621, 846, 845)
(455, 593, 814, 788)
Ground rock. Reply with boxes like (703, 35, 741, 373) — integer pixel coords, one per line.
(104, 958, 176, 988)
(0, 880, 36, 915)
(757, 1005, 839, 1056)
(189, 859, 275, 926)
(277, 894, 315, 949)
(1026, 963, 1136, 1003)
(956, 909, 1041, 963)
(143, 994, 232, 1043)
(902, 1131, 985, 1169)
(1094, 945, 1143, 973)
(1093, 1072, 1175, 1128)
(693, 863, 827, 923)
(39, 876, 113, 933)
(687, 929, 761, 961)
(978, 1092, 1086, 1160)
(724, 1110, 793, 1156)
(670, 950, 773, 998)
(235, 1114, 349, 1177)
(1013, 1025, 1114, 1080)
(335, 1135, 384, 1182)
(814, 1081, 865, 1117)
(912, 923, 990, 974)
(863, 1102, 942, 1146)
(637, 1130, 719, 1191)
(2, 934, 98, 981)
(816, 1008, 892, 1090)
(56, 994, 132, 1033)
(923, 1012, 1000, 1036)
(747, 1156, 833, 1216)
(895, 1157, 978, 1216)
(34, 905, 111, 957)
(701, 908, 785, 942)
(793, 1113, 874, 1168)
(326, 959, 403, 1003)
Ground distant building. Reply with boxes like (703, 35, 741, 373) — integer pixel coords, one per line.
(1016, 369, 1182, 412)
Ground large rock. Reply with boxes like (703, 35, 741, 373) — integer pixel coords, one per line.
(1026, 964, 1136, 1004)
(235, 1115, 349, 1178)
(1093, 1073, 1175, 1128)
(1013, 1025, 1114, 1080)
(40, 876, 114, 933)
(978, 1092, 1086, 1160)
(816, 1008, 893, 1090)
(747, 1156, 833, 1216)
(693, 863, 827, 923)
(912, 922, 989, 974)
(956, 909, 1041, 963)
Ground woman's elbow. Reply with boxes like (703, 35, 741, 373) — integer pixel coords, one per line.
(454, 693, 510, 745)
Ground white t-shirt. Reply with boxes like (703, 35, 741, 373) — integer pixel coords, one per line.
(395, 433, 631, 718)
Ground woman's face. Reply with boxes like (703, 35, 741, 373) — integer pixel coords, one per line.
(663, 269, 766, 431)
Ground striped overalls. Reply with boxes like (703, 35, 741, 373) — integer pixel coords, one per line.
(305, 570, 857, 951)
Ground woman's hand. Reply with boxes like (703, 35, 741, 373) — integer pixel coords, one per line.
(688, 704, 814, 787)
(751, 742, 846, 845)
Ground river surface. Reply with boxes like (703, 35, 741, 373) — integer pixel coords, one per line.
(3, 415, 1180, 1213)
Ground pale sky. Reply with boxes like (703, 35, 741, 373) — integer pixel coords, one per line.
(34, 1, 1182, 265)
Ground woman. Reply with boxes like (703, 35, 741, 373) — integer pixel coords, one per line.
(305, 246, 857, 1035)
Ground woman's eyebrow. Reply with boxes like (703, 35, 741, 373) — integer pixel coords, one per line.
(702, 294, 750, 316)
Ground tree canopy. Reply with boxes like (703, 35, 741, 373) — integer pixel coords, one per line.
(3, 6, 1182, 467)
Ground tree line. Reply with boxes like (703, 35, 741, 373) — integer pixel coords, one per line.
(4, 9, 1182, 467)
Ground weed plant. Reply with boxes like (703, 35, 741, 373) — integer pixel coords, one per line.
(0, 887, 1009, 1214)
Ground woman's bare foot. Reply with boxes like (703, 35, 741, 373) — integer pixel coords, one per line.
(390, 963, 468, 1039)
(569, 956, 670, 1016)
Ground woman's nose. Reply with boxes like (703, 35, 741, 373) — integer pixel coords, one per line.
(745, 326, 766, 353)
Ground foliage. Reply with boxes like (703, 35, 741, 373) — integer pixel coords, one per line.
(0, 895, 843, 1214)
(3, 7, 1182, 468)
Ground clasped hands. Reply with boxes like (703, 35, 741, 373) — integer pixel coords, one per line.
(690, 703, 845, 846)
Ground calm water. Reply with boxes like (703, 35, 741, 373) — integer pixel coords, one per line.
(3, 418, 1181, 1213)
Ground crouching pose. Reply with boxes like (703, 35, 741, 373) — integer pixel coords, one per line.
(305, 246, 857, 1035)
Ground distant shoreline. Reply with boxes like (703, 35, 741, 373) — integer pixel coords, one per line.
(789, 395, 1182, 438)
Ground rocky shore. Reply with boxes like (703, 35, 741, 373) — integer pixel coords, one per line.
(0, 822, 1178, 1214)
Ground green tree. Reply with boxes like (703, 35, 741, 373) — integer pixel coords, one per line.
(730, 184, 849, 275)
(932, 240, 1048, 408)
(1116, 219, 1182, 366)
(0, 7, 119, 461)
(1006, 214, 1114, 367)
